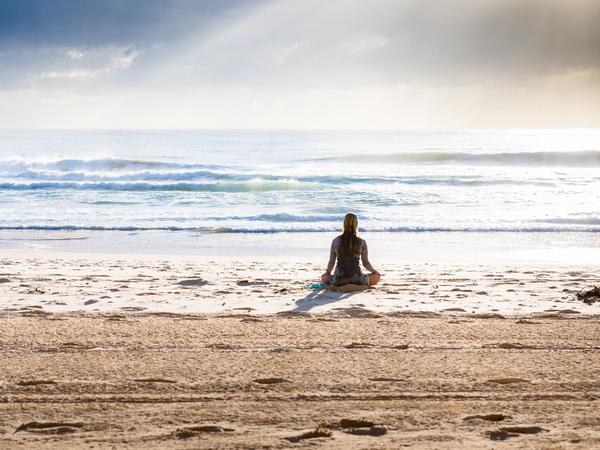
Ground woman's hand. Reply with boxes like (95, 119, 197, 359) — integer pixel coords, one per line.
(321, 273, 331, 284)
(367, 271, 381, 286)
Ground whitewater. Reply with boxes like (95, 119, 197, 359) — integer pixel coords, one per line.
(0, 129, 599, 238)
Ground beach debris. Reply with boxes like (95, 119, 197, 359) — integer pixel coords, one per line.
(487, 426, 548, 440)
(575, 285, 600, 305)
(254, 377, 288, 384)
(84, 299, 98, 305)
(175, 425, 234, 439)
(0, 277, 10, 283)
(16, 421, 84, 433)
(177, 278, 208, 286)
(305, 283, 328, 289)
(284, 428, 332, 442)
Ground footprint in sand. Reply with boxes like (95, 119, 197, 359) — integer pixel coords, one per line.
(339, 419, 387, 436)
(17, 380, 56, 386)
(463, 414, 509, 422)
(487, 426, 548, 441)
(254, 377, 288, 384)
(487, 378, 529, 385)
(133, 378, 177, 383)
(177, 279, 208, 286)
(284, 428, 331, 442)
(175, 425, 235, 439)
(344, 342, 373, 349)
(369, 377, 403, 382)
(237, 279, 270, 286)
(16, 422, 84, 434)
(344, 426, 387, 436)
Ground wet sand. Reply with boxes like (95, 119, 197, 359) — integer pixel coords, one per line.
(1, 314, 599, 449)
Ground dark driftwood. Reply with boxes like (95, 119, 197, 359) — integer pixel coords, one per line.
(575, 285, 600, 305)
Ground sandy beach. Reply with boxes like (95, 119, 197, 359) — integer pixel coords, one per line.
(3, 0, 600, 447)
(1, 313, 599, 449)
(1, 251, 599, 316)
(0, 252, 599, 448)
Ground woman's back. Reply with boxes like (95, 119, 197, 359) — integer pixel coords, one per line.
(321, 213, 380, 287)
(332, 234, 363, 277)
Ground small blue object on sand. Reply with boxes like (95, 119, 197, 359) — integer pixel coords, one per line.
(306, 283, 328, 289)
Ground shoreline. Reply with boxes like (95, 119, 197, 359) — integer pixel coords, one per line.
(2, 230, 600, 265)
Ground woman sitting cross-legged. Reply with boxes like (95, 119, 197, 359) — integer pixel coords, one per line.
(321, 213, 380, 287)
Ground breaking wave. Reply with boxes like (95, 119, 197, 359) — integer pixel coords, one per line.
(311, 150, 600, 167)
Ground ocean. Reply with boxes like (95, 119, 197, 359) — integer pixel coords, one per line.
(1, 129, 599, 262)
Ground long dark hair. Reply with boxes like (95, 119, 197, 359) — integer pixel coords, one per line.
(340, 213, 361, 255)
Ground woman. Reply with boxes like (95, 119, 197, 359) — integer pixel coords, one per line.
(321, 213, 380, 287)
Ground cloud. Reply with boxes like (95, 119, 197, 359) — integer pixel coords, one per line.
(342, 32, 390, 55)
(0, 0, 599, 127)
(66, 50, 84, 60)
(38, 47, 142, 80)
(2, 0, 600, 89)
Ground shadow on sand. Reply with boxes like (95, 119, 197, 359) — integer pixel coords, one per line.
(293, 284, 369, 313)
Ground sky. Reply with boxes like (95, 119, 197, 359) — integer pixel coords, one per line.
(0, 0, 599, 129)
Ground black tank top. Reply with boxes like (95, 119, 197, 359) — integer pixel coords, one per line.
(336, 241, 361, 277)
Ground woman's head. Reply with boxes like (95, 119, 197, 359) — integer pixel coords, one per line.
(340, 213, 360, 254)
(343, 212, 359, 236)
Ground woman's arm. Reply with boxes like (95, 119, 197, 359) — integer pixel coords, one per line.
(325, 239, 337, 275)
(361, 239, 377, 273)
